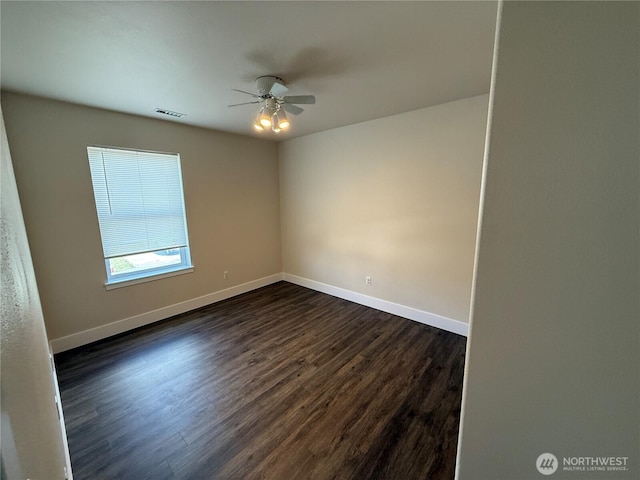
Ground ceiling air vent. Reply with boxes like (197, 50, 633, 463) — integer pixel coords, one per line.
(154, 108, 186, 118)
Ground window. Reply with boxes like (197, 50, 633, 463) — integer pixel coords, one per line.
(87, 146, 193, 288)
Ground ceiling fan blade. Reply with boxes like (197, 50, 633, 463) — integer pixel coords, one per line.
(281, 103, 304, 115)
(270, 82, 289, 97)
(283, 95, 316, 105)
(232, 89, 260, 98)
(228, 101, 261, 107)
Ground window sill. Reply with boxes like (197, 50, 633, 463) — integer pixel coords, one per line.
(105, 265, 194, 290)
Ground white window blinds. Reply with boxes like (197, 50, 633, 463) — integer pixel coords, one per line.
(87, 146, 190, 259)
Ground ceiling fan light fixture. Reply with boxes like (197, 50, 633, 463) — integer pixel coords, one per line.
(271, 111, 288, 132)
(277, 110, 290, 130)
(258, 107, 272, 128)
(253, 112, 265, 130)
(230, 75, 314, 134)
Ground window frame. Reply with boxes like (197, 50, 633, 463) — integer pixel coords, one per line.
(86, 145, 194, 289)
(104, 246, 193, 289)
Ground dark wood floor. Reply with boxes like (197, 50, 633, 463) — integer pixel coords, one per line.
(55, 281, 466, 480)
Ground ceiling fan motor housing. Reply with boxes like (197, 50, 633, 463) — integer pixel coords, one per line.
(256, 75, 287, 96)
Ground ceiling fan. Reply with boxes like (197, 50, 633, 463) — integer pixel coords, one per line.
(228, 75, 316, 132)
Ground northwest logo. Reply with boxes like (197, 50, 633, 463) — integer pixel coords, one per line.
(537, 453, 558, 475)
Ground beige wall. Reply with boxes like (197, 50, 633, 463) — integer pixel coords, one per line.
(279, 95, 488, 323)
(2, 92, 281, 342)
(2, 90, 486, 346)
(457, 2, 639, 478)
(1, 106, 69, 479)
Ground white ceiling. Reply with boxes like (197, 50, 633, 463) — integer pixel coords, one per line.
(0, 1, 497, 141)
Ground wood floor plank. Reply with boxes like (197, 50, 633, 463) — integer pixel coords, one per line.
(55, 281, 466, 480)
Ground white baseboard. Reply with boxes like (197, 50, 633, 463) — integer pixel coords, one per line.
(50, 272, 467, 353)
(283, 273, 469, 337)
(49, 273, 283, 353)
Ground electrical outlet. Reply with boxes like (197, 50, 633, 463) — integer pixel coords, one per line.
(224, 271, 229, 280)
(365, 276, 372, 286)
